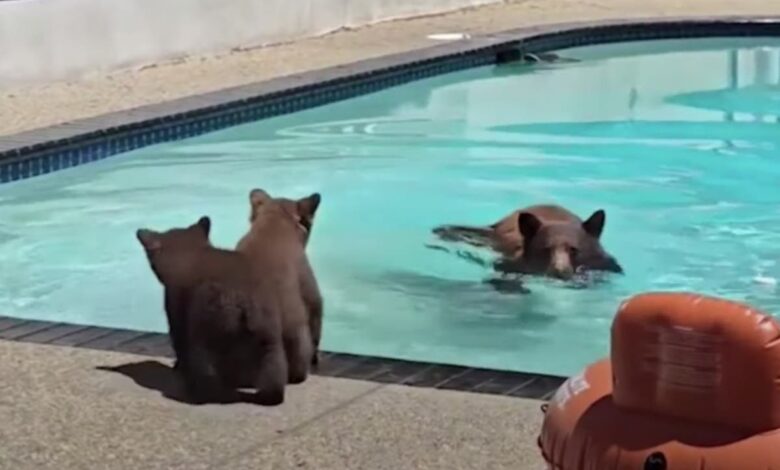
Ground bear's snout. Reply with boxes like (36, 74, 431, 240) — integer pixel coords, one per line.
(548, 249, 574, 280)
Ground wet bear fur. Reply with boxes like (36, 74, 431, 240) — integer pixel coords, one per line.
(432, 204, 623, 280)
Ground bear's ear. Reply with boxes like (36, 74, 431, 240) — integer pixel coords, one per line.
(297, 193, 321, 219)
(249, 188, 271, 207)
(136, 229, 162, 251)
(194, 216, 211, 237)
(518, 212, 543, 241)
(582, 209, 606, 239)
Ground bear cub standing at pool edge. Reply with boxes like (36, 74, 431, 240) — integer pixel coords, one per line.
(136, 216, 288, 405)
(432, 204, 623, 280)
(236, 188, 324, 384)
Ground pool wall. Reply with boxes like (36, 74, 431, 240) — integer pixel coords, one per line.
(0, 0, 500, 86)
(2, 16, 780, 397)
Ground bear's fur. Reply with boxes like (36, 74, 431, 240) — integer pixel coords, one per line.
(236, 189, 323, 384)
(136, 216, 287, 405)
(432, 204, 623, 280)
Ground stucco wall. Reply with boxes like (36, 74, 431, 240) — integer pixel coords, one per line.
(0, 0, 500, 86)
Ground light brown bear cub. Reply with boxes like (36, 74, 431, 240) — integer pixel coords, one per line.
(433, 204, 623, 280)
(236, 189, 323, 384)
(136, 216, 287, 406)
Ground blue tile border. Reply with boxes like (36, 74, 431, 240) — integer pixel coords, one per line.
(1, 16, 780, 184)
(0, 316, 566, 399)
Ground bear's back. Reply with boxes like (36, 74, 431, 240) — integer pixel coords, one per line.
(490, 204, 582, 256)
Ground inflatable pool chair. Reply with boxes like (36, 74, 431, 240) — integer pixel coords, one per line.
(538, 292, 780, 470)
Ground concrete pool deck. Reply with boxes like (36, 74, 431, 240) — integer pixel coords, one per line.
(0, 340, 544, 469)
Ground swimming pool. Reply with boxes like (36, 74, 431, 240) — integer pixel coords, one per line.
(2, 36, 780, 377)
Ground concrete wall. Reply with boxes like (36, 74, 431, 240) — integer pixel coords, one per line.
(0, 0, 500, 86)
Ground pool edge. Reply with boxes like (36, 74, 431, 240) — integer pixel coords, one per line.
(0, 316, 566, 400)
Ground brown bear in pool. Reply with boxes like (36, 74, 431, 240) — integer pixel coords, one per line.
(432, 204, 623, 281)
(236, 188, 323, 385)
(136, 216, 287, 406)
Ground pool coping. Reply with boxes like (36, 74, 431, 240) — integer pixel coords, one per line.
(0, 316, 566, 400)
(3, 14, 780, 399)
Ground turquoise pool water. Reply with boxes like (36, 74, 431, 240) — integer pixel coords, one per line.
(3, 37, 780, 376)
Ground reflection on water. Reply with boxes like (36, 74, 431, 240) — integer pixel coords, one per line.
(2, 38, 780, 375)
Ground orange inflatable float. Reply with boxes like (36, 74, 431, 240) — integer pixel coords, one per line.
(538, 292, 780, 470)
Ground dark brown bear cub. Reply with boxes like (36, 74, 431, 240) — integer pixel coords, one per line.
(236, 188, 323, 384)
(432, 204, 623, 280)
(136, 216, 286, 406)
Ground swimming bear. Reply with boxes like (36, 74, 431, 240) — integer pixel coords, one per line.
(236, 188, 323, 384)
(494, 50, 580, 66)
(432, 204, 623, 281)
(136, 216, 287, 405)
